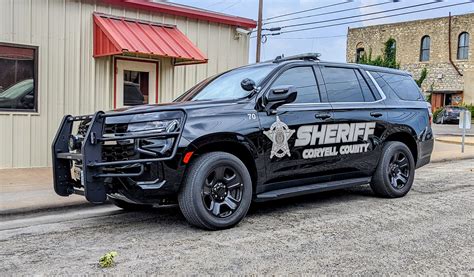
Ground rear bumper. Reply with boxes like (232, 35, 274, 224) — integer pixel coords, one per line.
(51, 110, 186, 204)
(416, 128, 434, 169)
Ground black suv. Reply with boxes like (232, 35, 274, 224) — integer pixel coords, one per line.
(52, 53, 434, 230)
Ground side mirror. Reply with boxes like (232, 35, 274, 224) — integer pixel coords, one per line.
(241, 78, 256, 91)
(264, 85, 297, 114)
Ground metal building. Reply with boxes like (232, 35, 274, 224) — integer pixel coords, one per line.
(0, 0, 256, 168)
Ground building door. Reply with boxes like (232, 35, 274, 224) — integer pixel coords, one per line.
(115, 59, 158, 108)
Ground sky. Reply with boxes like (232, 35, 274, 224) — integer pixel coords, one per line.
(168, 0, 474, 63)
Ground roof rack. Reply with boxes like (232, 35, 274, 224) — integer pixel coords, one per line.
(273, 53, 321, 63)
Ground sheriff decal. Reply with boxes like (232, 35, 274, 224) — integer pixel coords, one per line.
(264, 116, 295, 158)
(265, 118, 376, 159)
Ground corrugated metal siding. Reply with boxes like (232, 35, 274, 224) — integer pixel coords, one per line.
(0, 0, 250, 168)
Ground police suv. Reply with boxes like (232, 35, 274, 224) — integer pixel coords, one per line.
(52, 53, 434, 230)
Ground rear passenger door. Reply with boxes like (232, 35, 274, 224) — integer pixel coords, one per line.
(317, 65, 388, 180)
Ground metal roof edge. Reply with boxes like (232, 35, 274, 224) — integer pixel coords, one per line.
(99, 0, 257, 29)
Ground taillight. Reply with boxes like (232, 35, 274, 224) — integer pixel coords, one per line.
(427, 103, 433, 125)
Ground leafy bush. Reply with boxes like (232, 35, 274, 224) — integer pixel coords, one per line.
(415, 67, 428, 88)
(432, 107, 443, 121)
(358, 38, 400, 69)
(459, 103, 474, 119)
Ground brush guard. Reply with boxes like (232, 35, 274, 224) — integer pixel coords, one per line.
(52, 109, 185, 203)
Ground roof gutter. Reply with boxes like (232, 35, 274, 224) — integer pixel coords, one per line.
(448, 13, 463, 77)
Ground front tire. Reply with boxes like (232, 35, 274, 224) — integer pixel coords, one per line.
(178, 152, 252, 230)
(370, 141, 415, 198)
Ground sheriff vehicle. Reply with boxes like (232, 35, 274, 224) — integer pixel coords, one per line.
(52, 53, 434, 230)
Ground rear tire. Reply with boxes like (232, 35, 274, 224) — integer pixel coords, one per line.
(109, 197, 153, 211)
(178, 152, 252, 230)
(370, 141, 415, 198)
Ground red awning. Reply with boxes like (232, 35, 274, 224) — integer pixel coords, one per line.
(93, 13, 207, 65)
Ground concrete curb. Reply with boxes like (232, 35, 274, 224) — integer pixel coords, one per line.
(435, 138, 474, 146)
(430, 156, 474, 164)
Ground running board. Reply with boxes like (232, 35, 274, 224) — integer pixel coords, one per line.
(255, 177, 371, 202)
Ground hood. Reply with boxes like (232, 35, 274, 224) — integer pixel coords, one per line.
(108, 98, 248, 114)
(104, 98, 249, 125)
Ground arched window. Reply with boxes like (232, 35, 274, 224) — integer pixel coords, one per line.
(457, 32, 469, 60)
(355, 42, 365, 63)
(420, 35, 430, 61)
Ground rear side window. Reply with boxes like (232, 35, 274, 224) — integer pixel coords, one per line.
(272, 66, 320, 103)
(320, 67, 370, 102)
(371, 71, 424, 101)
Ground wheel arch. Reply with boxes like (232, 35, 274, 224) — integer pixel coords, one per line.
(385, 131, 418, 164)
(185, 133, 259, 192)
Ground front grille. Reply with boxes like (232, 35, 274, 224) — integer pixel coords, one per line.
(104, 123, 128, 134)
(77, 121, 136, 162)
(102, 143, 136, 162)
(77, 120, 91, 136)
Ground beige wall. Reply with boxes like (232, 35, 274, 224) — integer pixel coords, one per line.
(0, 0, 251, 168)
(346, 13, 473, 99)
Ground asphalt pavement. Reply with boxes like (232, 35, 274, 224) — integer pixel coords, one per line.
(1, 159, 472, 275)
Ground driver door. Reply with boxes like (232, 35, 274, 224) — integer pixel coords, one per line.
(258, 65, 335, 193)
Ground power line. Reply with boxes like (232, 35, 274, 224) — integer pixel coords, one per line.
(264, 0, 352, 21)
(219, 0, 241, 12)
(270, 34, 347, 40)
(280, 1, 441, 30)
(279, 1, 473, 35)
(264, 1, 393, 25)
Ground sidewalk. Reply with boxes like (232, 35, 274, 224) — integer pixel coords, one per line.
(436, 136, 474, 146)
(0, 168, 94, 216)
(1, 140, 473, 216)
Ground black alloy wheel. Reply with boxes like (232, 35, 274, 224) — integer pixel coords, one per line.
(202, 166, 243, 218)
(370, 141, 415, 198)
(388, 151, 410, 190)
(178, 152, 252, 230)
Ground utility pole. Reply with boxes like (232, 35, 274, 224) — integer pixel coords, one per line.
(256, 0, 263, 62)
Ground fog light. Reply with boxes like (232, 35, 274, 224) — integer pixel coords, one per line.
(69, 135, 82, 151)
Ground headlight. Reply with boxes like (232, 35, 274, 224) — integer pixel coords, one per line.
(127, 119, 180, 133)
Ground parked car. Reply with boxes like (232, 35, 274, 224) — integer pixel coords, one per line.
(52, 53, 434, 230)
(0, 79, 35, 110)
(434, 105, 467, 124)
(124, 81, 145, 106)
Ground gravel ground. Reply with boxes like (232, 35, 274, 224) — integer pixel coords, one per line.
(1, 159, 473, 275)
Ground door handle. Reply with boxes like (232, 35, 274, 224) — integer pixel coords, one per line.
(370, 112, 383, 118)
(315, 112, 331, 119)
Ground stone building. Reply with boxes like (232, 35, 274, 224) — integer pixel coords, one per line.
(346, 13, 473, 110)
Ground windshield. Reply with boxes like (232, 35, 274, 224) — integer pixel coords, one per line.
(0, 79, 34, 100)
(177, 64, 277, 101)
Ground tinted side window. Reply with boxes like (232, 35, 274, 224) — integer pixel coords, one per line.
(377, 72, 423, 101)
(320, 67, 365, 102)
(272, 66, 320, 103)
(355, 70, 376, 101)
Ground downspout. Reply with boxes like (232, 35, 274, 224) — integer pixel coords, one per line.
(448, 12, 463, 76)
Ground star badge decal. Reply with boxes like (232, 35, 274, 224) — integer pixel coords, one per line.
(263, 116, 295, 158)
